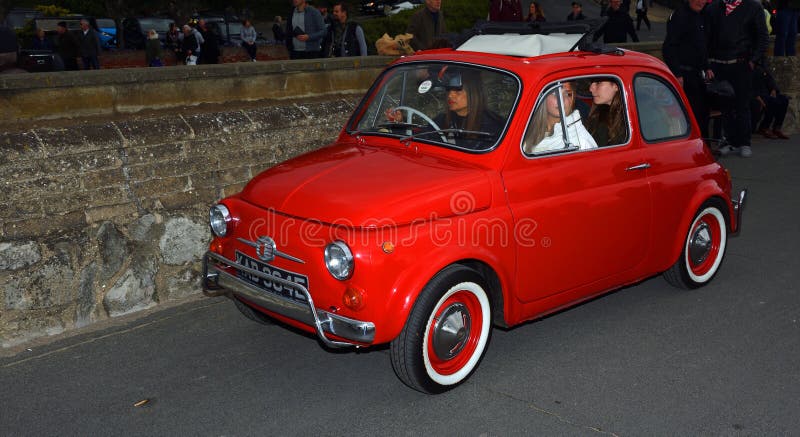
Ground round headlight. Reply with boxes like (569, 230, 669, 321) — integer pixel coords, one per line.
(324, 241, 354, 280)
(209, 204, 230, 237)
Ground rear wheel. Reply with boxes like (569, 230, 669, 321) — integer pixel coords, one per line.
(390, 265, 492, 394)
(664, 202, 728, 289)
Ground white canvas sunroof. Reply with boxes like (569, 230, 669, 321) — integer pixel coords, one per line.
(456, 33, 583, 58)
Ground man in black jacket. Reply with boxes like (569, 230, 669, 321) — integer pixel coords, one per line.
(56, 21, 80, 71)
(706, 0, 769, 157)
(78, 18, 101, 69)
(327, 3, 367, 57)
(593, 0, 639, 43)
(662, 0, 711, 137)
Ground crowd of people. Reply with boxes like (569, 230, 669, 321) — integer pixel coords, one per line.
(29, 0, 800, 151)
(662, 0, 797, 158)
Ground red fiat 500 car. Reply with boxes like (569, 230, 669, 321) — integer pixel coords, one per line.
(203, 23, 746, 394)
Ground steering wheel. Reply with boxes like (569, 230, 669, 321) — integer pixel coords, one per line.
(393, 106, 447, 143)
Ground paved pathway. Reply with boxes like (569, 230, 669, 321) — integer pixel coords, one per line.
(2, 134, 799, 435)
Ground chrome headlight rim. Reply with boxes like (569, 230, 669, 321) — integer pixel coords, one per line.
(209, 204, 231, 237)
(324, 240, 354, 280)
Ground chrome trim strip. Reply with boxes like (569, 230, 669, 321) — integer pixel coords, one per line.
(236, 237, 305, 264)
(731, 188, 747, 236)
(203, 252, 374, 347)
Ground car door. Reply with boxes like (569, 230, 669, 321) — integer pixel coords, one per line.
(502, 74, 652, 304)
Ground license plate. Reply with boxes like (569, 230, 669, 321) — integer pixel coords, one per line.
(235, 251, 309, 303)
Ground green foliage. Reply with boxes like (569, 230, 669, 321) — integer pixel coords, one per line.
(61, 0, 103, 16)
(359, 0, 488, 55)
(35, 4, 71, 16)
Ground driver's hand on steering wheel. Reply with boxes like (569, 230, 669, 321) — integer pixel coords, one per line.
(385, 107, 403, 123)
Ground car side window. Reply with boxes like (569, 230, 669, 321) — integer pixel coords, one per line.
(522, 79, 598, 156)
(634, 75, 690, 142)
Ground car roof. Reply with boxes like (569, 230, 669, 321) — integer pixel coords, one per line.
(395, 20, 669, 78)
(397, 46, 669, 81)
(457, 34, 583, 58)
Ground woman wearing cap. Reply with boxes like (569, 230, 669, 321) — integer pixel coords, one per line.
(386, 70, 504, 149)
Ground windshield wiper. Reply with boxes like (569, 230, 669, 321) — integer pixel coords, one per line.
(400, 128, 495, 144)
(377, 121, 427, 130)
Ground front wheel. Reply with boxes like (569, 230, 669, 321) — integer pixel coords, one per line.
(664, 202, 728, 289)
(390, 265, 492, 394)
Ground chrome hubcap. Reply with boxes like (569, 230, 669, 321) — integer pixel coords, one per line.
(432, 303, 471, 361)
(689, 222, 712, 265)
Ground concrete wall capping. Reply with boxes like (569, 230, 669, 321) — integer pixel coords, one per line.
(0, 56, 395, 91)
(0, 56, 392, 125)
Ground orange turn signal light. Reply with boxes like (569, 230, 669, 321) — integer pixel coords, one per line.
(381, 241, 395, 254)
(342, 287, 365, 311)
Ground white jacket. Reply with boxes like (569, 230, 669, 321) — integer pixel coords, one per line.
(530, 110, 598, 153)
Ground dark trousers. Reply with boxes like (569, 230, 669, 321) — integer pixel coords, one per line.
(711, 61, 752, 148)
(682, 71, 709, 138)
(81, 55, 99, 70)
(758, 94, 790, 130)
(243, 42, 257, 60)
(636, 10, 650, 30)
(774, 8, 799, 56)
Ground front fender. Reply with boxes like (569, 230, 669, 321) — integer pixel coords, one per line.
(368, 214, 516, 344)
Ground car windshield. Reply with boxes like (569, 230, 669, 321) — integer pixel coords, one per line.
(138, 18, 173, 33)
(350, 62, 519, 152)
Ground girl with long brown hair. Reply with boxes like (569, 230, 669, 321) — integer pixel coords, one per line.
(586, 79, 627, 146)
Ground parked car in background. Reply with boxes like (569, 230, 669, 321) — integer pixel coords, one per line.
(1, 24, 58, 73)
(0, 25, 22, 73)
(95, 17, 117, 49)
(122, 16, 174, 49)
(194, 13, 260, 47)
(2, 8, 42, 30)
(361, 0, 422, 15)
(360, 0, 392, 15)
(202, 22, 747, 393)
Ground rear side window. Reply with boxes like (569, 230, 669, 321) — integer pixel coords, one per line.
(634, 75, 689, 142)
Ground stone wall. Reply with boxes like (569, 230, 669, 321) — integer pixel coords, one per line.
(0, 98, 359, 347)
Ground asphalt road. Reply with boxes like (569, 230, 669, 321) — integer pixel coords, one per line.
(2, 134, 799, 436)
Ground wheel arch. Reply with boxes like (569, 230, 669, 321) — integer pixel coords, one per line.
(378, 252, 512, 344)
(667, 193, 731, 269)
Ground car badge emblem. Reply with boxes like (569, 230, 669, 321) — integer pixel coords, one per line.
(254, 236, 276, 262)
(236, 236, 305, 264)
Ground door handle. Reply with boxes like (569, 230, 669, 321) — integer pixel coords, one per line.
(625, 163, 650, 171)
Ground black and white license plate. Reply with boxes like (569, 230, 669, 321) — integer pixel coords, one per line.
(235, 251, 309, 303)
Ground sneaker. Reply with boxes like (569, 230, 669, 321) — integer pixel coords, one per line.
(718, 145, 738, 156)
(739, 145, 753, 158)
(772, 129, 789, 139)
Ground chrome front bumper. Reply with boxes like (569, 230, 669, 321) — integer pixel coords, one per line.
(731, 189, 747, 236)
(203, 251, 375, 348)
